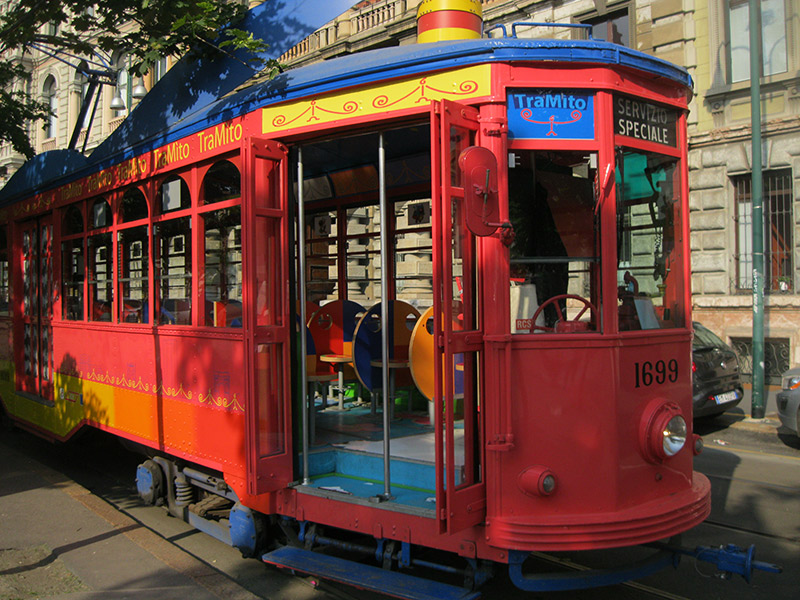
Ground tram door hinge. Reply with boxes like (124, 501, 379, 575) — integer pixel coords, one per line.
(487, 434, 515, 451)
(478, 115, 507, 137)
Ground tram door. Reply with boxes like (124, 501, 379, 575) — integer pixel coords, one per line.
(242, 138, 293, 495)
(432, 100, 486, 533)
(17, 217, 54, 400)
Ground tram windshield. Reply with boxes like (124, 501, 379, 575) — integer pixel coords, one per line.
(616, 149, 685, 330)
(508, 150, 600, 334)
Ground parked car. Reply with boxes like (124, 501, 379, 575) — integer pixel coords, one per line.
(692, 322, 743, 418)
(777, 368, 800, 439)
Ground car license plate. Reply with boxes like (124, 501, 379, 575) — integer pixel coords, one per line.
(713, 391, 739, 405)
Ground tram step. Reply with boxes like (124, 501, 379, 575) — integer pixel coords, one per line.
(262, 546, 481, 600)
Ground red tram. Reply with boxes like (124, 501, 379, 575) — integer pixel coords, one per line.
(0, 1, 777, 596)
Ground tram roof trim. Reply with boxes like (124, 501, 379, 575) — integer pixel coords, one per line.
(0, 37, 691, 208)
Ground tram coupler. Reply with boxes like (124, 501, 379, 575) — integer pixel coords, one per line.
(652, 541, 782, 583)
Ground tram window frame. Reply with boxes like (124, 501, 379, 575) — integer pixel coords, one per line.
(60, 202, 86, 321)
(153, 172, 193, 326)
(507, 149, 602, 335)
(199, 158, 243, 328)
(116, 187, 150, 324)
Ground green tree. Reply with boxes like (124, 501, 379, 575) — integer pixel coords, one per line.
(0, 0, 271, 159)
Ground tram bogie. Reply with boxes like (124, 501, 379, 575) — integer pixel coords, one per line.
(0, 1, 781, 596)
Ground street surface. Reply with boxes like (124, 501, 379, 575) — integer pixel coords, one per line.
(1, 400, 798, 600)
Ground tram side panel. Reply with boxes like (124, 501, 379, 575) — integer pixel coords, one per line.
(2, 320, 249, 478)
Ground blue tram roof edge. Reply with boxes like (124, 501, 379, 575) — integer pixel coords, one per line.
(0, 37, 691, 209)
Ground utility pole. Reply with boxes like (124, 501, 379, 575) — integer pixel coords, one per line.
(749, 0, 765, 419)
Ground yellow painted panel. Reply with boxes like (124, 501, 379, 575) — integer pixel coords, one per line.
(263, 64, 491, 134)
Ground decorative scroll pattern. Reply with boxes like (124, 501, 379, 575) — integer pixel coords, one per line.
(263, 64, 491, 133)
(76, 368, 246, 412)
(730, 337, 790, 385)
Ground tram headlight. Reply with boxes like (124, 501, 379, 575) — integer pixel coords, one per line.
(662, 415, 687, 457)
(639, 400, 688, 463)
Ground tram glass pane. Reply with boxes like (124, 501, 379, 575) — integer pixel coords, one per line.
(450, 168, 481, 489)
(155, 217, 192, 325)
(0, 227, 8, 315)
(255, 216, 280, 328)
(616, 149, 684, 330)
(61, 239, 84, 320)
(202, 160, 241, 205)
(118, 226, 148, 323)
(23, 230, 36, 318)
(508, 151, 600, 333)
(88, 233, 113, 321)
(255, 342, 284, 457)
(203, 207, 242, 327)
(120, 188, 148, 223)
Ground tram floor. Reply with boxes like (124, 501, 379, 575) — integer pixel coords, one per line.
(301, 400, 465, 511)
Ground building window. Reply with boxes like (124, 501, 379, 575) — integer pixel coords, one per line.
(580, 2, 630, 47)
(734, 169, 794, 292)
(43, 75, 57, 139)
(113, 52, 129, 115)
(728, 0, 788, 83)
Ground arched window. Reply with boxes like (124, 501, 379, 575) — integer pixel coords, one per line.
(63, 205, 84, 236)
(91, 198, 112, 229)
(202, 160, 241, 204)
(157, 174, 191, 213)
(120, 187, 148, 223)
(43, 75, 57, 138)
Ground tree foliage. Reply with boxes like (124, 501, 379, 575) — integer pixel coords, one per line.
(0, 0, 271, 159)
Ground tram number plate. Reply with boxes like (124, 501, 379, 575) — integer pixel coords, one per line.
(634, 360, 678, 388)
(714, 391, 739, 405)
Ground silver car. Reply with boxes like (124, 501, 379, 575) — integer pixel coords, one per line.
(777, 368, 800, 438)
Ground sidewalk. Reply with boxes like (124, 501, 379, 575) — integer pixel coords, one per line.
(723, 384, 783, 434)
(0, 437, 260, 600)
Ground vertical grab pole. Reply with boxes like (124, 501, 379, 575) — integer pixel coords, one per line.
(297, 147, 312, 484)
(379, 132, 393, 500)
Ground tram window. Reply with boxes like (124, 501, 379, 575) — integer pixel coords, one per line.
(0, 227, 9, 316)
(88, 233, 113, 321)
(61, 239, 84, 321)
(202, 160, 241, 204)
(203, 207, 242, 327)
(61, 204, 85, 321)
(158, 175, 191, 214)
(154, 217, 192, 325)
(120, 188, 148, 223)
(63, 205, 84, 235)
(91, 198, 112, 229)
(508, 150, 600, 334)
(616, 149, 684, 330)
(118, 227, 149, 323)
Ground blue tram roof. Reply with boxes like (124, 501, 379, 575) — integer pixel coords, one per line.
(0, 37, 691, 208)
